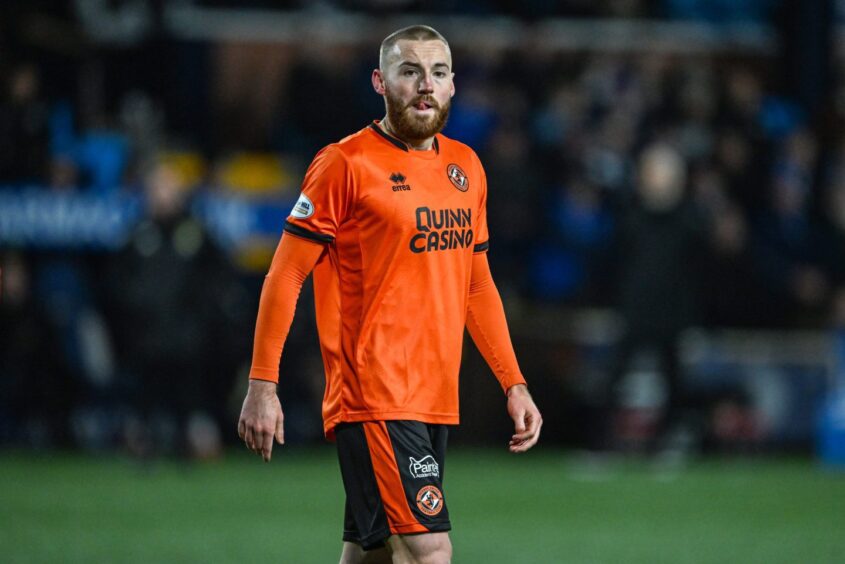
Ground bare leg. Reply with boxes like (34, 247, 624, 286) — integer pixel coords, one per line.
(386, 533, 452, 564)
(339, 541, 391, 564)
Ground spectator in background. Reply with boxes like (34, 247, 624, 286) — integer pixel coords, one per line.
(753, 128, 830, 326)
(482, 123, 542, 297)
(606, 142, 708, 453)
(280, 46, 375, 156)
(821, 142, 845, 298)
(533, 175, 614, 303)
(104, 159, 234, 459)
(0, 252, 69, 446)
(29, 148, 117, 449)
(690, 166, 760, 326)
(0, 63, 50, 186)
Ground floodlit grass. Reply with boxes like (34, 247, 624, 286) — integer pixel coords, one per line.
(0, 447, 843, 563)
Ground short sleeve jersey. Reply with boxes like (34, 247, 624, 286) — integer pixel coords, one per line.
(285, 122, 489, 437)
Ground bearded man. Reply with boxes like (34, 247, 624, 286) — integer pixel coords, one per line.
(238, 25, 542, 564)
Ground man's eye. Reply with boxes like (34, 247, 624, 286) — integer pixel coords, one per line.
(434, 71, 446, 78)
(403, 69, 417, 77)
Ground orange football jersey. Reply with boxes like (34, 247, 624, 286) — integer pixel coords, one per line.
(282, 122, 494, 436)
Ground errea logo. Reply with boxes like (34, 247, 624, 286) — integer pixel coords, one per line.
(391, 172, 411, 192)
(409, 455, 440, 479)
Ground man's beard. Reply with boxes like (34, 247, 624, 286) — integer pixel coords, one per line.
(384, 87, 450, 144)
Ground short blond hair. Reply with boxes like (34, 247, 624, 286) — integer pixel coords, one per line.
(379, 25, 450, 70)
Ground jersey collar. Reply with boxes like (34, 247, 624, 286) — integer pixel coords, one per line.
(369, 121, 440, 155)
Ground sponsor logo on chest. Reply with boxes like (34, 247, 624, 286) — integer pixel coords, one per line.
(409, 206, 474, 254)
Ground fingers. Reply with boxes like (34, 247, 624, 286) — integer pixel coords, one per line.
(248, 426, 268, 459)
(243, 426, 256, 452)
(238, 393, 284, 461)
(509, 411, 543, 453)
(510, 407, 529, 443)
(275, 415, 285, 446)
(261, 428, 274, 462)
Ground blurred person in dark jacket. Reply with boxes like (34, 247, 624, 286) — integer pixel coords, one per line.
(0, 63, 50, 186)
(752, 129, 829, 326)
(0, 252, 69, 445)
(105, 159, 237, 459)
(483, 124, 543, 297)
(821, 145, 845, 308)
(606, 142, 707, 453)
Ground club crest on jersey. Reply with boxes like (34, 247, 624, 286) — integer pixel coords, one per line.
(410, 206, 474, 254)
(446, 163, 468, 192)
(290, 193, 314, 218)
(416, 485, 444, 516)
(409, 455, 440, 479)
(390, 172, 411, 192)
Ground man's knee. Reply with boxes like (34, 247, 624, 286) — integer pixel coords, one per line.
(339, 541, 391, 564)
(388, 532, 451, 564)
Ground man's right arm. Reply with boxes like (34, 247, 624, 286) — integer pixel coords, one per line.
(238, 233, 325, 461)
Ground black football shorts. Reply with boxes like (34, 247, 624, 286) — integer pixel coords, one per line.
(334, 420, 451, 550)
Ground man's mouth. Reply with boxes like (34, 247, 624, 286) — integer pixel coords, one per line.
(412, 100, 435, 111)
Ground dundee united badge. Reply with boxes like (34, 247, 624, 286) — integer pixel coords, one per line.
(416, 485, 444, 516)
(446, 164, 468, 192)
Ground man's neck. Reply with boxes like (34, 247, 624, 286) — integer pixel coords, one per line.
(380, 118, 435, 151)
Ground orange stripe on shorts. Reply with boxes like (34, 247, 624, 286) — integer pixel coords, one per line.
(362, 421, 428, 535)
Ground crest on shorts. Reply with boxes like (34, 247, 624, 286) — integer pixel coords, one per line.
(446, 164, 468, 192)
(416, 485, 444, 516)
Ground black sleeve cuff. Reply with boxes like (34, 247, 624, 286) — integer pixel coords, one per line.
(284, 221, 334, 244)
(473, 240, 489, 253)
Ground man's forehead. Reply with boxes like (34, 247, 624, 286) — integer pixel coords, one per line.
(385, 39, 452, 68)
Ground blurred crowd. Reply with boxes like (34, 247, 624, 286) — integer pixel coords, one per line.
(2, 3, 845, 455)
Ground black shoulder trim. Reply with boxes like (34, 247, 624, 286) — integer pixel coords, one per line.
(284, 221, 334, 244)
(369, 123, 408, 152)
(473, 241, 489, 253)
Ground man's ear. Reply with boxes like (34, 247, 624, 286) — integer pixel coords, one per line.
(372, 69, 386, 95)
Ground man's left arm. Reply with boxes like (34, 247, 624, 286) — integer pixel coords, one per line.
(466, 252, 542, 452)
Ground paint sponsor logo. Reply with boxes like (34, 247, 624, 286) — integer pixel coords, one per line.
(409, 455, 440, 479)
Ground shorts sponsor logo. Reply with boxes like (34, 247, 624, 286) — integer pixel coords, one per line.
(416, 485, 444, 516)
(409, 455, 439, 479)
(290, 193, 314, 218)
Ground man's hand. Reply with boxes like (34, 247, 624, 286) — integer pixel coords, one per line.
(238, 380, 284, 462)
(506, 384, 542, 453)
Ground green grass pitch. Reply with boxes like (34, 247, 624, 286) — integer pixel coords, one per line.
(1, 447, 843, 563)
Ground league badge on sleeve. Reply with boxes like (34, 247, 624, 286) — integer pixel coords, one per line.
(446, 164, 469, 192)
(291, 193, 315, 218)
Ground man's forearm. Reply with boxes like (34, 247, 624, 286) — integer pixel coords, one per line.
(248, 234, 324, 382)
(466, 253, 527, 393)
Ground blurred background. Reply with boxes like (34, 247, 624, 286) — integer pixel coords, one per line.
(1, 1, 845, 562)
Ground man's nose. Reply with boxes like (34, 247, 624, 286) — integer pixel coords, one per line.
(418, 74, 434, 93)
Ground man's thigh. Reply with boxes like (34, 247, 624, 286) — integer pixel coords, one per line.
(335, 420, 451, 551)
